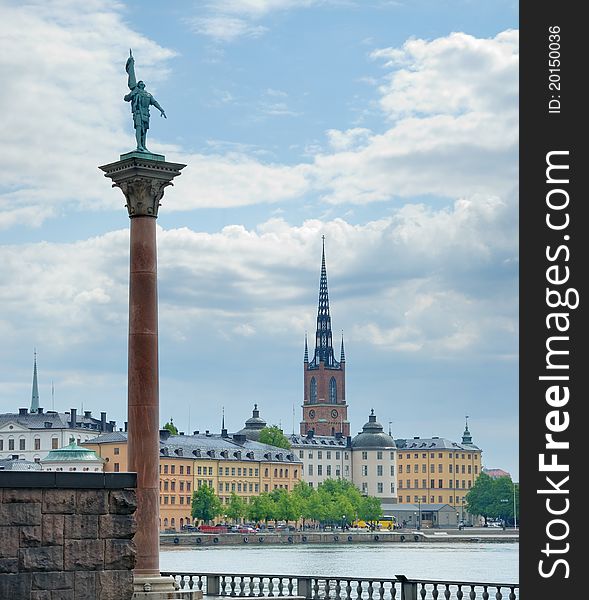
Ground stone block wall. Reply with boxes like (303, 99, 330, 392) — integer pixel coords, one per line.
(0, 472, 137, 600)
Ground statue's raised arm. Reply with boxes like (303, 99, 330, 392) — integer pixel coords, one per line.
(126, 49, 137, 90)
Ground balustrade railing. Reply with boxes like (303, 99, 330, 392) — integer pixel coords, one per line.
(159, 572, 519, 600)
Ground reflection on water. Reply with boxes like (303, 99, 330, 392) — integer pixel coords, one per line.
(161, 542, 518, 583)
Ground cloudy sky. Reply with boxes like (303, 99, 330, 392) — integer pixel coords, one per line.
(0, 0, 518, 478)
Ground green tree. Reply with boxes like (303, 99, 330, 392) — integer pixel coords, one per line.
(226, 492, 246, 523)
(191, 484, 222, 524)
(247, 493, 276, 524)
(306, 490, 327, 527)
(259, 425, 291, 449)
(162, 418, 178, 435)
(465, 472, 496, 524)
(271, 488, 301, 523)
(489, 477, 519, 525)
(358, 496, 382, 525)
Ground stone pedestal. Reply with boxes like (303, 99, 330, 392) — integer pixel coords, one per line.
(99, 154, 186, 581)
(133, 574, 203, 598)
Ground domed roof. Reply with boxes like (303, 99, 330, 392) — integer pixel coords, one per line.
(41, 439, 104, 463)
(351, 410, 396, 449)
(236, 404, 267, 441)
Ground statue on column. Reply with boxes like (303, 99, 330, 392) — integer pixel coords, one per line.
(124, 49, 166, 153)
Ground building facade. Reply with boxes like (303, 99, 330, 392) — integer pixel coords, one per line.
(85, 429, 302, 531)
(394, 422, 482, 521)
(301, 240, 350, 437)
(351, 410, 397, 502)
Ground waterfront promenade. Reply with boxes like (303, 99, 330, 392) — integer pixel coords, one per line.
(160, 528, 519, 547)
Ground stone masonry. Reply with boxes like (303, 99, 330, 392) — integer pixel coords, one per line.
(0, 472, 137, 600)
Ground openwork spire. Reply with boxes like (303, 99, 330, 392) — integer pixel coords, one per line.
(312, 236, 337, 367)
(30, 350, 39, 413)
(304, 333, 309, 362)
(340, 332, 345, 363)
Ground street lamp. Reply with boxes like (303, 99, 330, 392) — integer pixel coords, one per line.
(417, 498, 421, 530)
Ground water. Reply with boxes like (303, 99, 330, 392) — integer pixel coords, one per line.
(160, 542, 519, 584)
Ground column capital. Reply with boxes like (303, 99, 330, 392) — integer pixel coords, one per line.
(99, 155, 186, 218)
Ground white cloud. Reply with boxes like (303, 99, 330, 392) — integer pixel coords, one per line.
(186, 16, 267, 42)
(0, 1, 175, 228)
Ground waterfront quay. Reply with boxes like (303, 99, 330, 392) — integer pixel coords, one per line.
(161, 528, 519, 547)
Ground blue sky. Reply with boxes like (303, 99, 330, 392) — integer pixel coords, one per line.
(0, 1, 519, 478)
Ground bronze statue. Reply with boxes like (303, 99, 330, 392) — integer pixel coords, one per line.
(125, 50, 166, 153)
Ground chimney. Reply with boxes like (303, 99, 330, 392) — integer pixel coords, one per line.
(205, 430, 210, 436)
(38, 407, 44, 414)
(44, 421, 53, 428)
(159, 429, 171, 441)
(233, 433, 246, 444)
(100, 412, 107, 431)
(70, 408, 77, 428)
(19, 407, 28, 415)
(84, 410, 92, 419)
(109, 420, 116, 431)
(179, 432, 184, 436)
(193, 430, 199, 435)
(124, 421, 128, 432)
(306, 429, 314, 439)
(335, 432, 343, 440)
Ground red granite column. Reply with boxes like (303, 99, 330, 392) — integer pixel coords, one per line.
(99, 155, 186, 583)
(127, 214, 160, 576)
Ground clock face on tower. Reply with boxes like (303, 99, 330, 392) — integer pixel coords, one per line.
(309, 409, 316, 419)
(331, 409, 338, 419)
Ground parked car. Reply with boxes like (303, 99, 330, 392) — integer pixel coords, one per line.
(181, 525, 198, 532)
(237, 526, 257, 534)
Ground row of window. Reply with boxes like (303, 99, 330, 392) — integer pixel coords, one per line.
(398, 479, 473, 490)
(398, 452, 479, 460)
(399, 464, 478, 474)
(161, 480, 192, 492)
(160, 464, 193, 475)
(161, 495, 192, 505)
(360, 482, 395, 494)
(298, 450, 350, 460)
(219, 466, 259, 477)
(0, 437, 79, 451)
(309, 377, 338, 403)
(398, 495, 466, 504)
(218, 482, 260, 493)
(359, 465, 395, 477)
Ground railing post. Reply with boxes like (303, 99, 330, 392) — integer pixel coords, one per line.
(208, 575, 221, 596)
(395, 575, 417, 600)
(297, 578, 313, 599)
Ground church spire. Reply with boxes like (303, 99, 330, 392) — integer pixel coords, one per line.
(462, 415, 473, 445)
(312, 236, 337, 366)
(30, 350, 39, 413)
(340, 331, 345, 363)
(304, 332, 309, 363)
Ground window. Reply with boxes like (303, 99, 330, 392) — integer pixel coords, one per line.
(308, 465, 313, 476)
(164, 481, 169, 491)
(449, 453, 453, 458)
(0, 439, 3, 451)
(171, 481, 176, 491)
(186, 483, 191, 492)
(335, 467, 340, 477)
(422, 479, 427, 488)
(180, 481, 184, 492)
(422, 453, 426, 459)
(114, 447, 120, 455)
(438, 464, 443, 473)
(264, 468, 269, 477)
(438, 453, 443, 458)
(413, 464, 418, 473)
(377, 483, 384, 493)
(187, 467, 191, 475)
(336, 451, 340, 459)
(310, 377, 317, 403)
(406, 495, 410, 502)
(362, 451, 368, 460)
(377, 465, 383, 476)
(171, 497, 175, 505)
(180, 466, 184, 475)
(377, 451, 383, 460)
(362, 483, 368, 493)
(317, 451, 322, 459)
(299, 451, 304, 458)
(414, 453, 418, 459)
(462, 465, 466, 474)
(344, 452, 349, 460)
(475, 465, 479, 474)
(34, 438, 41, 450)
(391, 483, 395, 493)
(225, 483, 230, 492)
(438, 479, 443, 488)
(468, 465, 472, 474)
(237, 483, 242, 492)
(449, 496, 453, 504)
(438, 496, 443, 503)
(164, 465, 168, 474)
(274, 468, 278, 478)
(164, 496, 169, 505)
(232, 468, 236, 476)
(171, 465, 175, 474)
(398, 481, 403, 489)
(255, 469, 259, 476)
(362, 465, 368, 476)
(422, 464, 426, 473)
(249, 468, 253, 476)
(449, 480, 453, 488)
(317, 465, 323, 476)
(414, 479, 418, 488)
(326, 465, 331, 476)
(399, 465, 403, 474)
(218, 467, 223, 476)
(390, 465, 395, 476)
(326, 451, 331, 459)
(390, 452, 394, 460)
(308, 451, 313, 459)
(180, 496, 184, 505)
(264, 484, 269, 492)
(329, 377, 337, 403)
(9, 438, 15, 451)
(431, 479, 435, 488)
(225, 467, 229, 476)
(114, 463, 120, 472)
(449, 464, 453, 473)
(406, 479, 410, 488)
(238, 468, 242, 476)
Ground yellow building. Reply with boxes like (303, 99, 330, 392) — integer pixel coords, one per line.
(85, 429, 302, 531)
(394, 422, 482, 518)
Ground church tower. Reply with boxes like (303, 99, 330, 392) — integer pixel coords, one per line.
(300, 239, 350, 436)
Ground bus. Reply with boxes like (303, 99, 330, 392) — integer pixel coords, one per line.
(354, 515, 396, 530)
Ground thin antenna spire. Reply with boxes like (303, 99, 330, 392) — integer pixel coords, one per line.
(30, 349, 40, 413)
(304, 332, 309, 362)
(51, 380, 55, 411)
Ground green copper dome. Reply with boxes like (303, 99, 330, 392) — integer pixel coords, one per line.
(42, 439, 103, 462)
